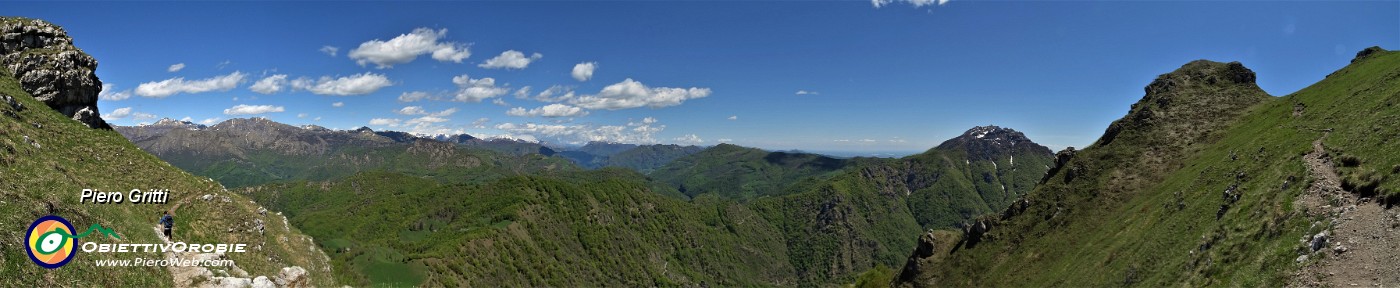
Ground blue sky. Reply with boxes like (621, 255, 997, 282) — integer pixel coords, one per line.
(7, 1, 1397, 155)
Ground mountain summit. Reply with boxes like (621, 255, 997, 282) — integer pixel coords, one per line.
(935, 125, 1050, 161)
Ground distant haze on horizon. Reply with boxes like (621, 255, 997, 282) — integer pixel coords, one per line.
(8, 1, 1395, 153)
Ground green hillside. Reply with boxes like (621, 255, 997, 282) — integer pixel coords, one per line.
(243, 170, 799, 287)
(650, 143, 850, 201)
(0, 48, 332, 286)
(898, 49, 1400, 286)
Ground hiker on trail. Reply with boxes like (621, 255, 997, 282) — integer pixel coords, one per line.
(159, 211, 173, 239)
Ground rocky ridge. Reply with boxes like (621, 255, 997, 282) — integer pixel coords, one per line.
(0, 17, 108, 129)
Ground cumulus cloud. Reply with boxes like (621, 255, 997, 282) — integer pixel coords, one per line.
(98, 84, 132, 101)
(516, 85, 576, 102)
(369, 107, 462, 135)
(135, 71, 247, 98)
(290, 73, 393, 96)
(320, 45, 339, 57)
(369, 118, 401, 126)
(572, 62, 597, 81)
(478, 50, 542, 70)
(397, 91, 437, 102)
(105, 107, 132, 118)
(348, 28, 471, 68)
(223, 104, 285, 115)
(491, 98, 509, 106)
(493, 117, 665, 145)
(871, 0, 949, 8)
(506, 104, 589, 118)
(331, 102, 345, 107)
(471, 117, 490, 128)
(451, 74, 509, 102)
(795, 90, 818, 95)
(167, 63, 185, 72)
(673, 134, 704, 145)
(249, 74, 289, 94)
(570, 78, 711, 110)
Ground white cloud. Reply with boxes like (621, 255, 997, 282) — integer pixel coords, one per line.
(320, 46, 339, 57)
(398, 91, 436, 102)
(673, 134, 704, 144)
(493, 117, 665, 145)
(872, 0, 949, 8)
(167, 63, 185, 72)
(331, 102, 345, 108)
(517, 85, 575, 102)
(795, 90, 819, 95)
(297, 113, 308, 118)
(369, 118, 401, 126)
(572, 62, 597, 81)
(429, 107, 458, 117)
(223, 104, 285, 115)
(135, 71, 247, 98)
(406, 115, 449, 124)
(180, 116, 193, 122)
(727, 115, 738, 120)
(290, 73, 393, 96)
(491, 98, 509, 106)
(478, 50, 542, 70)
(98, 84, 132, 101)
(471, 117, 490, 128)
(397, 106, 427, 115)
(249, 74, 289, 94)
(717, 138, 733, 143)
(348, 28, 470, 68)
(106, 107, 132, 118)
(571, 78, 711, 110)
(506, 104, 589, 118)
(451, 74, 509, 102)
(114, 110, 158, 120)
(200, 118, 221, 125)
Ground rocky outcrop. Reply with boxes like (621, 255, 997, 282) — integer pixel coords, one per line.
(1353, 46, 1385, 63)
(1096, 60, 1268, 148)
(0, 17, 109, 129)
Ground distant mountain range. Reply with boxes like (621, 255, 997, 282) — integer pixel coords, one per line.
(115, 112, 1055, 286)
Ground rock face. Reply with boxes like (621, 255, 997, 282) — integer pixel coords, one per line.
(0, 17, 109, 129)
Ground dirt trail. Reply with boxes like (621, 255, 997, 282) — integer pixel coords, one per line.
(1291, 134, 1400, 287)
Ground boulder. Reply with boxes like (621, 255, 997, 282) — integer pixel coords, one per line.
(274, 266, 309, 287)
(1310, 231, 1329, 252)
(251, 276, 275, 288)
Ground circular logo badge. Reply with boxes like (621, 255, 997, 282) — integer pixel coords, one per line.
(26, 215, 77, 269)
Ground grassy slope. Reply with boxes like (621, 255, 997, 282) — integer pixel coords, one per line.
(911, 51, 1400, 286)
(0, 68, 333, 286)
(244, 169, 798, 287)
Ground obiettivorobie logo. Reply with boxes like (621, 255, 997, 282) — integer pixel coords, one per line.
(25, 215, 121, 269)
